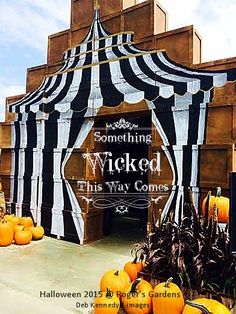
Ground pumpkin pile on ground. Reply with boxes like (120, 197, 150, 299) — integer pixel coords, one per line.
(97, 191, 233, 313)
(0, 213, 44, 246)
(98, 266, 231, 314)
(123, 256, 143, 281)
(99, 268, 153, 314)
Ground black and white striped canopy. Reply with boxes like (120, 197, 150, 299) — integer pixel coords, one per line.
(9, 9, 236, 242)
(9, 9, 235, 115)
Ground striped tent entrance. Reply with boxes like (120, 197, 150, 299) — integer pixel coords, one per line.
(9, 9, 236, 243)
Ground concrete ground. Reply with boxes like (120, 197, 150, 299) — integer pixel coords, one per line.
(1, 217, 235, 314)
(0, 216, 145, 314)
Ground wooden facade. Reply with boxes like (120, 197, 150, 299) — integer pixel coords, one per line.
(1, 0, 236, 243)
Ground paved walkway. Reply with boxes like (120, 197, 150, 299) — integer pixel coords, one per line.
(0, 218, 145, 314)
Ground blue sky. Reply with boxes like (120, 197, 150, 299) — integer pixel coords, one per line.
(0, 0, 235, 121)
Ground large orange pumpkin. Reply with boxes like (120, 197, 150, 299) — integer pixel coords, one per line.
(182, 298, 230, 314)
(124, 257, 143, 281)
(19, 217, 34, 228)
(29, 225, 44, 240)
(122, 278, 152, 314)
(152, 277, 185, 314)
(0, 220, 14, 246)
(14, 228, 32, 245)
(100, 270, 131, 295)
(202, 187, 229, 223)
(94, 288, 120, 314)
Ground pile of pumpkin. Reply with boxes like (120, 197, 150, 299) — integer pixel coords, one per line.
(0, 213, 44, 247)
(94, 258, 231, 314)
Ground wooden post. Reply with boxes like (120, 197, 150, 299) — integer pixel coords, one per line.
(229, 172, 236, 255)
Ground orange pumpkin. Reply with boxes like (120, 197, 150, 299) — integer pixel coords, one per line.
(19, 217, 34, 228)
(124, 256, 143, 281)
(100, 270, 131, 295)
(10, 216, 20, 225)
(4, 214, 20, 225)
(122, 278, 152, 314)
(0, 220, 14, 246)
(182, 299, 230, 314)
(94, 288, 120, 314)
(202, 187, 229, 223)
(29, 225, 44, 240)
(4, 218, 14, 228)
(152, 277, 185, 314)
(4, 214, 12, 220)
(14, 228, 32, 245)
(14, 224, 25, 234)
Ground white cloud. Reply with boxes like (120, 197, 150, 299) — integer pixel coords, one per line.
(157, 0, 236, 62)
(0, 0, 70, 121)
(0, 0, 70, 53)
(0, 79, 25, 121)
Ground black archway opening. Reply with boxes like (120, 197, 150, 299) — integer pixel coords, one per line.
(95, 112, 151, 239)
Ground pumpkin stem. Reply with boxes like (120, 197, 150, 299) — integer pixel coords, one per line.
(216, 186, 221, 197)
(164, 277, 173, 288)
(105, 287, 113, 299)
(132, 256, 138, 264)
(114, 271, 119, 276)
(186, 300, 211, 314)
(130, 278, 142, 294)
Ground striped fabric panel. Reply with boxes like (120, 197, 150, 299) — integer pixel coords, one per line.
(9, 8, 236, 240)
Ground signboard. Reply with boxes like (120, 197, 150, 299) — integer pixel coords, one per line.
(76, 116, 169, 233)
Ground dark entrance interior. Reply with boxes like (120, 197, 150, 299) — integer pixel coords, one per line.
(95, 112, 151, 238)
